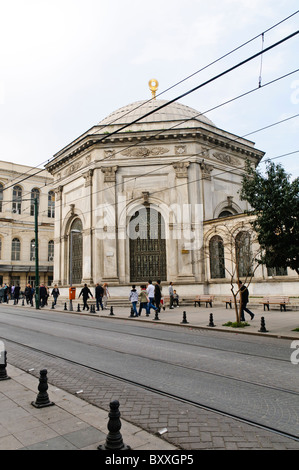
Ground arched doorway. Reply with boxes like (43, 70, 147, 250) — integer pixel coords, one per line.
(69, 219, 83, 284)
(129, 207, 167, 282)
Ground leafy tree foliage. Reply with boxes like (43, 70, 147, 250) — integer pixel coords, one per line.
(240, 160, 299, 275)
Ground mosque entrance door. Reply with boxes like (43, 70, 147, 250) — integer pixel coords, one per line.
(129, 207, 166, 282)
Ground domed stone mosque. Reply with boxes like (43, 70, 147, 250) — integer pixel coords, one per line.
(46, 80, 296, 298)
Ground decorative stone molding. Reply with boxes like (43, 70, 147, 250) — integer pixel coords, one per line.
(213, 152, 240, 167)
(200, 162, 213, 180)
(54, 186, 63, 201)
(175, 145, 187, 155)
(63, 160, 83, 177)
(104, 149, 115, 159)
(173, 162, 189, 178)
(83, 169, 94, 187)
(121, 146, 169, 158)
(101, 166, 118, 183)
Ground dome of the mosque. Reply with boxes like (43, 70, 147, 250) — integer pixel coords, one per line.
(98, 99, 215, 128)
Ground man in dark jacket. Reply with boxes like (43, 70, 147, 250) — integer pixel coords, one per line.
(79, 284, 93, 310)
(95, 283, 104, 311)
(39, 284, 48, 308)
(238, 281, 255, 321)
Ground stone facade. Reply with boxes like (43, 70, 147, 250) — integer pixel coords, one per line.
(45, 98, 298, 297)
(0, 161, 54, 290)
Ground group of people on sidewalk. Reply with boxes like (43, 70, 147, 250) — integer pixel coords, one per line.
(0, 279, 256, 322)
(129, 280, 180, 317)
(78, 283, 110, 311)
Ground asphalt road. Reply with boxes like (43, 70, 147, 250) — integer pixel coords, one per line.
(0, 306, 298, 444)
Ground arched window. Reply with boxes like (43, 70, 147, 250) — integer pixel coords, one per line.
(0, 183, 3, 212)
(30, 239, 35, 261)
(30, 188, 40, 216)
(12, 186, 22, 214)
(209, 235, 225, 278)
(12, 238, 21, 261)
(235, 231, 253, 278)
(69, 219, 83, 284)
(48, 240, 54, 261)
(48, 191, 55, 218)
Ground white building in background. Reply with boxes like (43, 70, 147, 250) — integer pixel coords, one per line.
(45, 83, 298, 298)
(0, 161, 54, 289)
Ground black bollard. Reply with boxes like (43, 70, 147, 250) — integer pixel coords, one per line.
(31, 369, 55, 408)
(109, 306, 114, 316)
(258, 316, 268, 333)
(64, 302, 67, 311)
(153, 310, 160, 321)
(98, 400, 131, 451)
(181, 311, 189, 324)
(129, 307, 135, 318)
(0, 350, 11, 381)
(77, 303, 81, 312)
(22, 298, 25, 306)
(208, 313, 215, 327)
(51, 301, 55, 309)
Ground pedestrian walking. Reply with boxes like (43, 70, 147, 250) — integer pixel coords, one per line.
(168, 282, 174, 309)
(138, 285, 149, 316)
(238, 281, 255, 321)
(14, 283, 21, 304)
(79, 284, 94, 311)
(0, 285, 4, 303)
(39, 284, 48, 308)
(24, 284, 32, 305)
(129, 285, 138, 316)
(51, 285, 60, 306)
(95, 283, 104, 311)
(147, 280, 158, 314)
(102, 283, 110, 309)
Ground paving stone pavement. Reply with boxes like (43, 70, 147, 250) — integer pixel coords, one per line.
(4, 340, 299, 450)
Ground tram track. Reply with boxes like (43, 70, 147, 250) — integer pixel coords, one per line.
(2, 335, 299, 443)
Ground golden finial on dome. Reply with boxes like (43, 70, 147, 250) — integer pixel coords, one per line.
(149, 79, 159, 99)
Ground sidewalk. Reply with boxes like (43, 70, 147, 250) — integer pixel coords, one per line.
(0, 365, 177, 450)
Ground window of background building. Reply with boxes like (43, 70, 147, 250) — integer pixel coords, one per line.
(12, 238, 21, 260)
(30, 188, 40, 216)
(0, 183, 3, 212)
(48, 240, 54, 261)
(12, 186, 22, 214)
(30, 239, 35, 261)
(48, 191, 55, 218)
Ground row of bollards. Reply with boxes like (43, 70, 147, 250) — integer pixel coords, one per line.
(1, 350, 130, 450)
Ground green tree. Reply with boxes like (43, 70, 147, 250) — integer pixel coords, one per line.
(240, 160, 299, 275)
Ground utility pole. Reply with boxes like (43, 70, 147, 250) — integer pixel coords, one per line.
(34, 197, 40, 309)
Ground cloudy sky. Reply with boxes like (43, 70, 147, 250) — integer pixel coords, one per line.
(0, 0, 298, 178)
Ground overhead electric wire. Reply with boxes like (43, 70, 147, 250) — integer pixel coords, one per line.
(2, 65, 298, 225)
(2, 10, 298, 191)
(1, 25, 298, 226)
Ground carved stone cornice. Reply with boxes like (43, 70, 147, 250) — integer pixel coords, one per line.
(121, 146, 169, 158)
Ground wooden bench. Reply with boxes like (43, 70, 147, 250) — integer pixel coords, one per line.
(260, 296, 290, 312)
(222, 297, 240, 309)
(194, 295, 214, 307)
